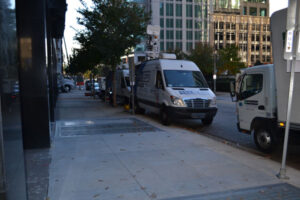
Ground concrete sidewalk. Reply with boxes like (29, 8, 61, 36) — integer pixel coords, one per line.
(47, 89, 300, 200)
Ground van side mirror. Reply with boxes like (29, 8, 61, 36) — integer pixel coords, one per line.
(229, 81, 237, 102)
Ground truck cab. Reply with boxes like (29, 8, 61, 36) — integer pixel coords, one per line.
(234, 64, 278, 152)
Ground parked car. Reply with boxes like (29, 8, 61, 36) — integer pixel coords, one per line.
(85, 80, 92, 90)
(57, 74, 75, 93)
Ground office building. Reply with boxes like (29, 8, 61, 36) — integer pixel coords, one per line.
(210, 0, 272, 66)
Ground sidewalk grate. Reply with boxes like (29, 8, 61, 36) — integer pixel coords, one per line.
(58, 118, 162, 137)
(161, 183, 300, 200)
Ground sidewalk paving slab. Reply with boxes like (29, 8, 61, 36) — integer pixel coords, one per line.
(47, 90, 300, 200)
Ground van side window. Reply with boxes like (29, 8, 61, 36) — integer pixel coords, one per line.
(156, 71, 164, 89)
(239, 74, 263, 100)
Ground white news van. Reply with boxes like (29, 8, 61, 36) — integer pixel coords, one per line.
(230, 9, 300, 153)
(115, 69, 131, 104)
(135, 58, 217, 125)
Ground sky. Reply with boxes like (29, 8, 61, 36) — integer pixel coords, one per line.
(63, 0, 289, 60)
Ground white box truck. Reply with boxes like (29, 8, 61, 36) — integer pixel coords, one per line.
(230, 9, 300, 153)
(135, 57, 217, 125)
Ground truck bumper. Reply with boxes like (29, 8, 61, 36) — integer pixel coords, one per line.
(167, 106, 217, 119)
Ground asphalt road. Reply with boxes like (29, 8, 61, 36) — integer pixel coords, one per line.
(155, 93, 300, 171)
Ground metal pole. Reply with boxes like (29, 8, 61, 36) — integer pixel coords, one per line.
(277, 60, 295, 179)
(213, 53, 217, 93)
(278, 0, 299, 179)
(128, 57, 135, 115)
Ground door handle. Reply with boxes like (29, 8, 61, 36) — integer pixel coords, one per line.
(258, 105, 265, 110)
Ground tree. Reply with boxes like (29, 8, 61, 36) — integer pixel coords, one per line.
(218, 45, 245, 75)
(72, 0, 149, 106)
(187, 42, 214, 76)
(166, 48, 187, 60)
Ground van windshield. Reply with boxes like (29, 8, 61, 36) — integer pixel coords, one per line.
(163, 70, 208, 88)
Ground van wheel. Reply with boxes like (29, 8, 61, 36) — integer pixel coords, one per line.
(202, 117, 213, 125)
(254, 127, 276, 153)
(64, 85, 71, 93)
(134, 101, 145, 114)
(160, 107, 171, 126)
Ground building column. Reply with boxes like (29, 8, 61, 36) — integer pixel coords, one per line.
(16, 0, 51, 149)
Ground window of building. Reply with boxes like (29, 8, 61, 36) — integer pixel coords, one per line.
(166, 30, 174, 39)
(250, 7, 257, 16)
(195, 5, 201, 18)
(166, 19, 174, 28)
(195, 31, 202, 40)
(160, 3, 164, 16)
(219, 22, 224, 29)
(176, 31, 182, 39)
(195, 21, 202, 29)
(267, 45, 271, 52)
(176, 42, 182, 50)
(226, 23, 230, 29)
(160, 42, 164, 51)
(251, 34, 255, 41)
(263, 25, 266, 31)
(176, 19, 182, 28)
(166, 3, 173, 16)
(251, 55, 255, 62)
(231, 24, 236, 30)
(215, 22, 218, 29)
(244, 33, 248, 41)
(186, 42, 193, 51)
(231, 33, 236, 40)
(219, 0, 228, 8)
(176, 4, 182, 16)
(160, 18, 164, 28)
(239, 33, 243, 40)
(160, 30, 164, 39)
(256, 35, 260, 41)
(256, 45, 260, 51)
(267, 35, 270, 41)
(243, 7, 247, 15)
(186, 31, 193, 40)
(267, 56, 271, 62)
(186, 0, 192, 2)
(186, 5, 193, 17)
(186, 19, 193, 29)
(260, 8, 267, 16)
(251, 45, 254, 51)
(166, 42, 174, 50)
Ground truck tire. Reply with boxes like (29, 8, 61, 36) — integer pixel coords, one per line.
(202, 117, 213, 125)
(160, 107, 171, 126)
(253, 127, 276, 153)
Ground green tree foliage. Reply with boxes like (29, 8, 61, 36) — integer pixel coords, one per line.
(187, 42, 214, 76)
(218, 45, 245, 75)
(166, 48, 187, 60)
(69, 0, 149, 105)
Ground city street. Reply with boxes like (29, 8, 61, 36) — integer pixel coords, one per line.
(141, 92, 300, 170)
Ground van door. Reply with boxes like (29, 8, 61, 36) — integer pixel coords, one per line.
(155, 70, 164, 107)
(237, 73, 266, 131)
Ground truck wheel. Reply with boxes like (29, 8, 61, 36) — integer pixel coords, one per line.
(64, 85, 71, 93)
(254, 127, 276, 153)
(160, 107, 171, 126)
(202, 117, 213, 125)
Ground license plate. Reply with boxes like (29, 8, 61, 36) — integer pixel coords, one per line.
(191, 113, 205, 119)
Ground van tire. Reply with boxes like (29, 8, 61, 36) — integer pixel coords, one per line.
(64, 85, 71, 93)
(202, 117, 213, 125)
(253, 126, 276, 153)
(160, 107, 171, 126)
(134, 101, 145, 114)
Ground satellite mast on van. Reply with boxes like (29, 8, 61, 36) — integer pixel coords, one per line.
(146, 25, 160, 59)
